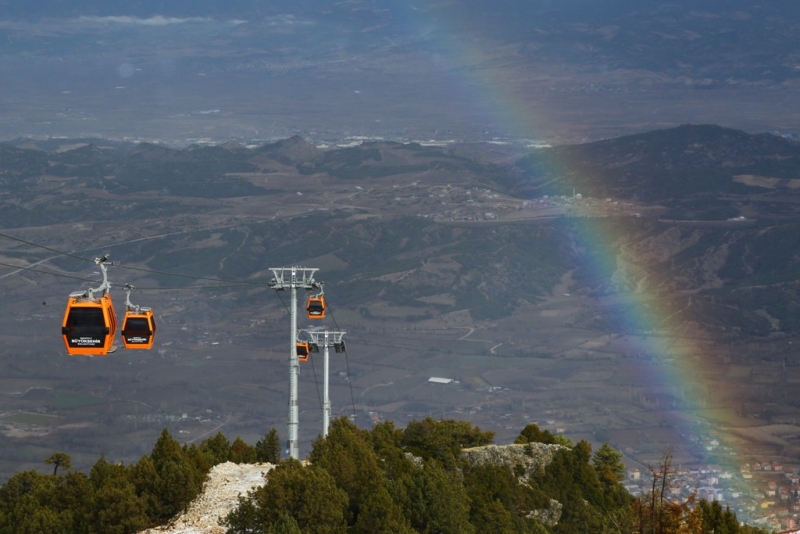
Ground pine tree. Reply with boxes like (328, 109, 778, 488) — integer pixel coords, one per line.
(309, 416, 383, 526)
(231, 437, 257, 464)
(255, 428, 281, 464)
(592, 443, 625, 482)
(199, 432, 232, 465)
(44, 452, 72, 476)
(149, 428, 204, 521)
(221, 459, 348, 534)
(270, 514, 302, 534)
(406, 461, 475, 534)
(402, 417, 494, 468)
(93, 480, 149, 534)
(0, 470, 59, 534)
(353, 484, 414, 534)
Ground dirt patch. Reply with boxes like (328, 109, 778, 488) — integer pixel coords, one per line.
(141, 461, 274, 534)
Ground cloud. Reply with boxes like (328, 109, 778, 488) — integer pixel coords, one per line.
(0, 16, 246, 35)
(74, 15, 243, 26)
(264, 14, 314, 27)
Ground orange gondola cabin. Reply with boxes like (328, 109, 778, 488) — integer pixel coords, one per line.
(306, 295, 326, 319)
(61, 292, 117, 356)
(296, 341, 310, 362)
(121, 308, 156, 350)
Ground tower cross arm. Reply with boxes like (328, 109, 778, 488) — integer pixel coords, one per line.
(268, 266, 319, 290)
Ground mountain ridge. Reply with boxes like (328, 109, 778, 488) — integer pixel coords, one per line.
(0, 125, 799, 524)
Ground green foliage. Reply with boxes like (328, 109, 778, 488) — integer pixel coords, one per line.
(402, 417, 495, 468)
(406, 461, 476, 534)
(222, 418, 640, 533)
(222, 459, 348, 534)
(129, 454, 161, 521)
(44, 452, 71, 476)
(0, 428, 277, 532)
(0, 423, 768, 534)
(593, 443, 625, 483)
(149, 429, 204, 521)
(0, 470, 60, 534)
(353, 484, 413, 534)
(199, 432, 232, 465)
(530, 440, 635, 533)
(694, 499, 741, 534)
(309, 417, 384, 525)
(52, 473, 95, 533)
(255, 428, 282, 464)
(270, 514, 302, 534)
(515, 423, 573, 446)
(463, 464, 548, 533)
(231, 437, 257, 464)
(93, 479, 149, 534)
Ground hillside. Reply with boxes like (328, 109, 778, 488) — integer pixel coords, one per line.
(2, 127, 800, 528)
(513, 124, 800, 203)
(139, 442, 567, 534)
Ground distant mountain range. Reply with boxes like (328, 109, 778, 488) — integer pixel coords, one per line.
(513, 124, 800, 202)
(3, 124, 800, 340)
(4, 123, 800, 492)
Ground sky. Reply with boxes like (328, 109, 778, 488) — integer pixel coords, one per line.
(0, 1, 798, 142)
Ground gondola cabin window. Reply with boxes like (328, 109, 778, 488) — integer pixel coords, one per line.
(64, 307, 107, 347)
(121, 311, 156, 350)
(306, 296, 326, 319)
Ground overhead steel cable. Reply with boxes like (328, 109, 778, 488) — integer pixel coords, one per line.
(0, 231, 94, 264)
(308, 345, 324, 412)
(0, 260, 97, 283)
(0, 231, 270, 287)
(0, 260, 254, 291)
(326, 296, 357, 423)
(3, 231, 337, 419)
(109, 263, 270, 286)
(275, 290, 324, 411)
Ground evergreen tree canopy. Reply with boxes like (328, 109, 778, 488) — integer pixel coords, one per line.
(593, 442, 627, 489)
(402, 417, 495, 467)
(255, 428, 281, 464)
(0, 420, 771, 534)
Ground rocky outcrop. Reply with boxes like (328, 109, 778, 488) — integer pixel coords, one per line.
(140, 461, 274, 534)
(461, 442, 565, 482)
(461, 443, 566, 527)
(140, 443, 566, 533)
(527, 499, 563, 527)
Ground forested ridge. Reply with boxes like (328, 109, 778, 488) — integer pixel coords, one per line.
(0, 428, 280, 533)
(0, 418, 769, 534)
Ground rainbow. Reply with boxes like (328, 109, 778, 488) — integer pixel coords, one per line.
(394, 0, 754, 491)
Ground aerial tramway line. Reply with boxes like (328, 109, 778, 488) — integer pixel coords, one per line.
(60, 255, 156, 356)
(2, 230, 362, 458)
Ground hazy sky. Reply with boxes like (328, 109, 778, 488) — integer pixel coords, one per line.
(1, 1, 797, 142)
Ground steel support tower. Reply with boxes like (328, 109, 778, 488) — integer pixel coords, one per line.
(268, 266, 320, 460)
(304, 330, 346, 437)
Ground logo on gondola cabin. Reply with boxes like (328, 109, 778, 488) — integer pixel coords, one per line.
(71, 337, 102, 346)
